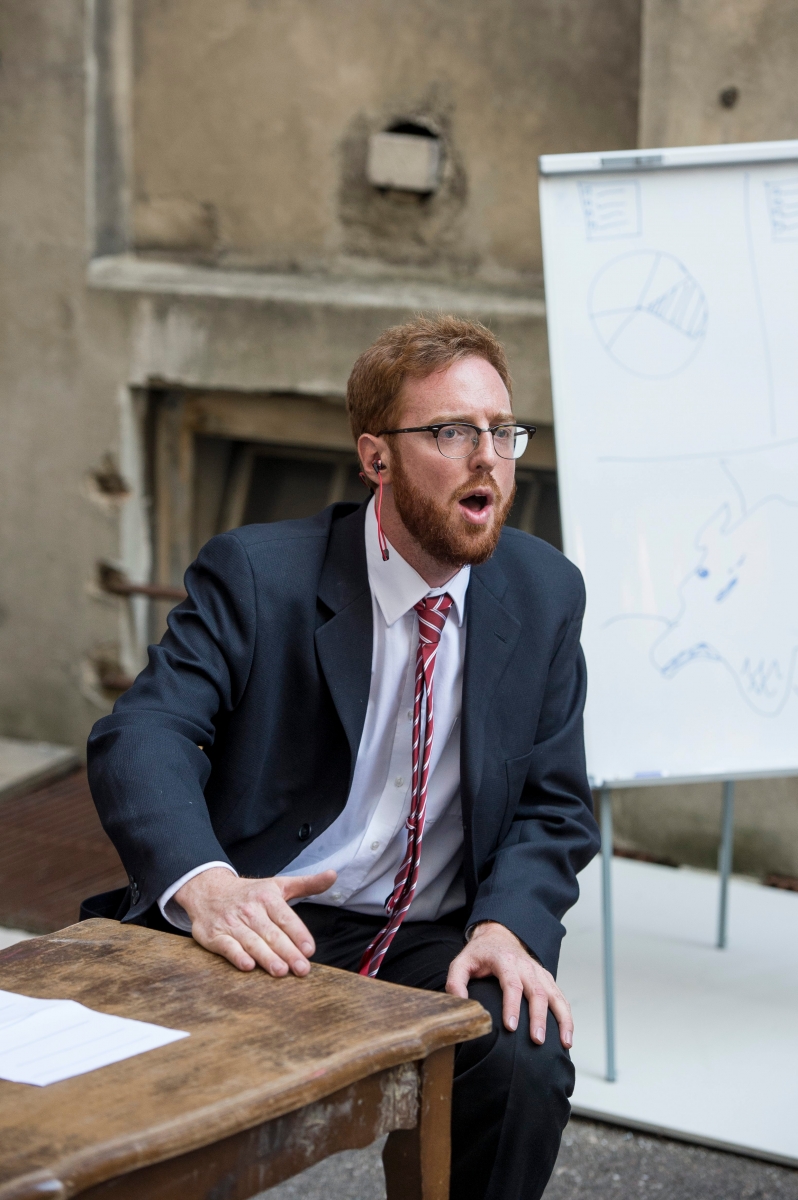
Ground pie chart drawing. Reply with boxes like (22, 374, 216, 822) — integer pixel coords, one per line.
(588, 250, 708, 378)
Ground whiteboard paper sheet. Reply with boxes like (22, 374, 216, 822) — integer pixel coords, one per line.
(539, 141, 798, 785)
(0, 989, 188, 1086)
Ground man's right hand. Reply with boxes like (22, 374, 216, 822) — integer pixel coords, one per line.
(174, 866, 337, 976)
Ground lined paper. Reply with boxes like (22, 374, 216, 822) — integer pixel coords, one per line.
(0, 989, 188, 1086)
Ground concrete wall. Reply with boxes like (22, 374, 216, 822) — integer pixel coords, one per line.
(131, 0, 640, 280)
(639, 0, 798, 148)
(0, 2, 128, 743)
(0, 0, 641, 752)
(614, 777, 798, 879)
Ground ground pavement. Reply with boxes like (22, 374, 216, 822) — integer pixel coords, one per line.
(260, 1121, 798, 1200)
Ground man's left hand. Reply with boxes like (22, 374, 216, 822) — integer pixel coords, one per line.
(445, 920, 573, 1049)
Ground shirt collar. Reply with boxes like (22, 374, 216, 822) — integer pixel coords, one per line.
(365, 496, 470, 628)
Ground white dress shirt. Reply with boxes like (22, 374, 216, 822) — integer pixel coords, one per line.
(159, 498, 470, 930)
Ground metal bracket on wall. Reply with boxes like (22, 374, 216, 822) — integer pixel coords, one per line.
(97, 562, 187, 602)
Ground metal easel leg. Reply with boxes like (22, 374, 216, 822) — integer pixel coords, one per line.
(600, 786, 617, 1082)
(717, 781, 736, 949)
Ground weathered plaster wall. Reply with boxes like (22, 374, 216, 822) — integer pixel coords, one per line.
(639, 0, 798, 148)
(0, 0, 642, 753)
(93, 263, 553, 422)
(0, 2, 127, 744)
(130, 0, 641, 280)
(614, 777, 798, 879)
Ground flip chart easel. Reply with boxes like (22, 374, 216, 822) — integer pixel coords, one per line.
(597, 776, 735, 1082)
(539, 139, 798, 1082)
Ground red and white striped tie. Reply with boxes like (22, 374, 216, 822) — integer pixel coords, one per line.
(359, 593, 454, 978)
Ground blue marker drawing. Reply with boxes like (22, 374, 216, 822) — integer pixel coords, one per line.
(715, 577, 738, 603)
(603, 460, 798, 717)
(579, 180, 642, 240)
(764, 177, 798, 241)
(588, 249, 707, 379)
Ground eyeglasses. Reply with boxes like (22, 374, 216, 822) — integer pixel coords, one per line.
(377, 422, 537, 461)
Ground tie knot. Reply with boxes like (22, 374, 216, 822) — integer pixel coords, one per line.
(414, 593, 454, 646)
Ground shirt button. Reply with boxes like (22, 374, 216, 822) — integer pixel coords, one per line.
(330, 892, 342, 902)
(406, 710, 413, 721)
(395, 776, 405, 788)
(370, 841, 380, 851)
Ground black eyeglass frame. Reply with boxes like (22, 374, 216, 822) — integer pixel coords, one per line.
(376, 421, 538, 460)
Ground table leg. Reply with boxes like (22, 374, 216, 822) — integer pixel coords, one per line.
(383, 1046, 454, 1200)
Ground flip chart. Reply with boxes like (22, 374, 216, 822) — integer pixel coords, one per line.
(539, 140, 798, 785)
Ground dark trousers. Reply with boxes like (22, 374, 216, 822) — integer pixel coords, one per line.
(294, 903, 574, 1200)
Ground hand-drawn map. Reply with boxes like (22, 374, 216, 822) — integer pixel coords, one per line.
(639, 456, 798, 717)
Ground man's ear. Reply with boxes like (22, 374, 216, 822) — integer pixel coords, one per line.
(357, 433, 391, 484)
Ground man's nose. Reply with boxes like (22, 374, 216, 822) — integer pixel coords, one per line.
(467, 429, 498, 471)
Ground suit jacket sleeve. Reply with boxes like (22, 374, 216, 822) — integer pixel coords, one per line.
(87, 532, 257, 919)
(467, 581, 599, 975)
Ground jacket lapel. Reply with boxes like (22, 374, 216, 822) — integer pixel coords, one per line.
(315, 504, 373, 782)
(461, 557, 521, 838)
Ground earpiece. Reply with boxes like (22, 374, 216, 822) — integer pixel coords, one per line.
(373, 459, 389, 561)
(357, 455, 389, 560)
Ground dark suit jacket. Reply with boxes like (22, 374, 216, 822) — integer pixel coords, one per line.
(87, 501, 599, 974)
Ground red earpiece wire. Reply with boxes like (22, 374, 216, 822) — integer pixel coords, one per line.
(374, 467, 389, 561)
(358, 460, 390, 561)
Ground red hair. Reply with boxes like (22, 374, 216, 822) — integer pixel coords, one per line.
(346, 313, 513, 444)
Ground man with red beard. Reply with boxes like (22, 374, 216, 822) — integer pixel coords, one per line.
(87, 315, 599, 1200)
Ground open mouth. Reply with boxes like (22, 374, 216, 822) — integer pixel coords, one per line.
(457, 488, 495, 524)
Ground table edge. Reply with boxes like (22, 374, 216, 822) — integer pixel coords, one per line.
(0, 1003, 490, 1200)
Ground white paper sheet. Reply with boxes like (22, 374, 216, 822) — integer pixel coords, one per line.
(0, 989, 189, 1086)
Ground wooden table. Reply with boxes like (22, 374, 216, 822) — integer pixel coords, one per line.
(0, 919, 490, 1200)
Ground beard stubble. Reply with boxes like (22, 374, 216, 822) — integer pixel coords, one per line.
(389, 453, 516, 568)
